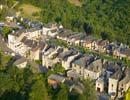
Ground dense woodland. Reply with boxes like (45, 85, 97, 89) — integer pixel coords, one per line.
(18, 0, 130, 45)
(0, 0, 130, 45)
(0, 50, 97, 100)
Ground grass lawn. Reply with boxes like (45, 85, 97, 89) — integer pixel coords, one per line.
(68, 0, 82, 7)
(19, 4, 41, 19)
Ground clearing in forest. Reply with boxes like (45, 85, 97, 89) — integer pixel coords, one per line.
(68, 0, 82, 7)
(19, 4, 41, 17)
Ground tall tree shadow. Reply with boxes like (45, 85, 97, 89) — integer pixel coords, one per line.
(0, 90, 26, 100)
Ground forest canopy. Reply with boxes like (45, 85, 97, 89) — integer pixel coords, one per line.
(1, 0, 130, 45)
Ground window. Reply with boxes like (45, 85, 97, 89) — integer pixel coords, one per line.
(79, 71, 81, 75)
(112, 84, 113, 90)
(121, 92, 122, 95)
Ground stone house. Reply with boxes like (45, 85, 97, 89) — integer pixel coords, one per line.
(56, 29, 74, 41)
(62, 51, 82, 70)
(118, 68, 130, 99)
(82, 38, 96, 50)
(29, 41, 45, 60)
(84, 59, 104, 80)
(71, 57, 104, 80)
(8, 27, 43, 57)
(66, 33, 85, 46)
(8, 30, 24, 50)
(42, 46, 55, 68)
(42, 46, 63, 68)
(67, 70, 81, 79)
(25, 28, 43, 40)
(108, 69, 123, 99)
(6, 16, 15, 22)
(43, 23, 63, 37)
(113, 43, 129, 59)
(119, 48, 130, 60)
(73, 34, 86, 46)
(95, 40, 109, 53)
(20, 37, 37, 57)
(58, 49, 77, 70)
(14, 57, 27, 68)
(8, 34, 29, 57)
(96, 77, 105, 92)
(48, 74, 66, 89)
(71, 55, 94, 78)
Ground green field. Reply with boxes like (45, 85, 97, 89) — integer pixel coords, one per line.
(19, 4, 41, 19)
(68, 0, 82, 7)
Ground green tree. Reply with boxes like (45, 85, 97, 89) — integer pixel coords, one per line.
(2, 26, 12, 39)
(100, 32, 109, 40)
(29, 75, 50, 100)
(53, 63, 65, 73)
(78, 79, 97, 100)
(56, 84, 69, 100)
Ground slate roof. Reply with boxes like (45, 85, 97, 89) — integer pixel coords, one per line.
(31, 41, 45, 51)
(44, 46, 55, 56)
(67, 70, 81, 79)
(48, 74, 65, 83)
(96, 77, 104, 84)
(96, 40, 109, 47)
(73, 55, 94, 68)
(21, 37, 37, 48)
(120, 48, 130, 56)
(58, 49, 77, 61)
(120, 68, 130, 84)
(103, 61, 122, 73)
(87, 59, 103, 72)
(11, 27, 41, 37)
(57, 29, 74, 38)
(110, 69, 123, 80)
(58, 50, 73, 59)
(14, 57, 27, 65)
(120, 75, 130, 84)
(11, 29, 25, 37)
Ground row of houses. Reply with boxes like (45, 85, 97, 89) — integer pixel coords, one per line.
(8, 27, 45, 60)
(4, 15, 130, 61)
(56, 29, 130, 60)
(6, 22, 130, 99)
(7, 22, 65, 59)
(42, 45, 130, 99)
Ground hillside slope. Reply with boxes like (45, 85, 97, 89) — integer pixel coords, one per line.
(2, 0, 130, 45)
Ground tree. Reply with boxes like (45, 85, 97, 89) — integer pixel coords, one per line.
(100, 32, 109, 40)
(56, 84, 69, 100)
(2, 26, 11, 39)
(0, 90, 25, 100)
(78, 79, 97, 100)
(53, 63, 65, 73)
(29, 75, 50, 100)
(83, 23, 92, 35)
